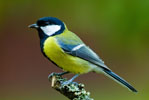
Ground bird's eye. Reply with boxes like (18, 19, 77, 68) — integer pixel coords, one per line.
(45, 22, 50, 25)
(37, 21, 51, 26)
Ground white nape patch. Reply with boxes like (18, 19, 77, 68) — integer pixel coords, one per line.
(72, 44, 85, 51)
(40, 25, 61, 36)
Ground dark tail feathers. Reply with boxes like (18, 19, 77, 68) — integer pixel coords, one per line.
(103, 69, 137, 92)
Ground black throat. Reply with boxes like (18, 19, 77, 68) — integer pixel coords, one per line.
(37, 28, 48, 50)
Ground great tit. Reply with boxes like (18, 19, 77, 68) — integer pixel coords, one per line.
(29, 17, 137, 92)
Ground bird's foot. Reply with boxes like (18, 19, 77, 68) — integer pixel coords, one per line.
(62, 80, 72, 86)
(48, 72, 69, 80)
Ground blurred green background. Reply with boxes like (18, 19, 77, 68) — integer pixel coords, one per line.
(1, 0, 149, 100)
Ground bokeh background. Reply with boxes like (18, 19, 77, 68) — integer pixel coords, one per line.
(1, 0, 149, 100)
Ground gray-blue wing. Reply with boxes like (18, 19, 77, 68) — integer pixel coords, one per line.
(58, 40, 110, 70)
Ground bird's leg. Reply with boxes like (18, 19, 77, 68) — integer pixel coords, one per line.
(62, 74, 79, 85)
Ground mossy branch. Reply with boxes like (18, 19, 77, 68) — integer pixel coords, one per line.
(48, 73, 94, 100)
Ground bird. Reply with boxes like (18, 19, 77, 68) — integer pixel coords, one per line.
(29, 17, 137, 92)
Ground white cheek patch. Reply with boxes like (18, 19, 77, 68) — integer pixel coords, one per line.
(40, 25, 61, 36)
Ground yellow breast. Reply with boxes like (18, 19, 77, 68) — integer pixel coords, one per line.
(43, 37, 93, 74)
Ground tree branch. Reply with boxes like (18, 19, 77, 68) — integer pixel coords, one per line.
(48, 73, 94, 100)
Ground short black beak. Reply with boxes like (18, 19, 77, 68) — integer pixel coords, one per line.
(28, 24, 39, 28)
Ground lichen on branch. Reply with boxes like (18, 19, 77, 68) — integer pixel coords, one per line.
(48, 73, 94, 100)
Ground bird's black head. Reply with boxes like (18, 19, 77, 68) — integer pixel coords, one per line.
(36, 17, 64, 27)
(29, 17, 65, 39)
